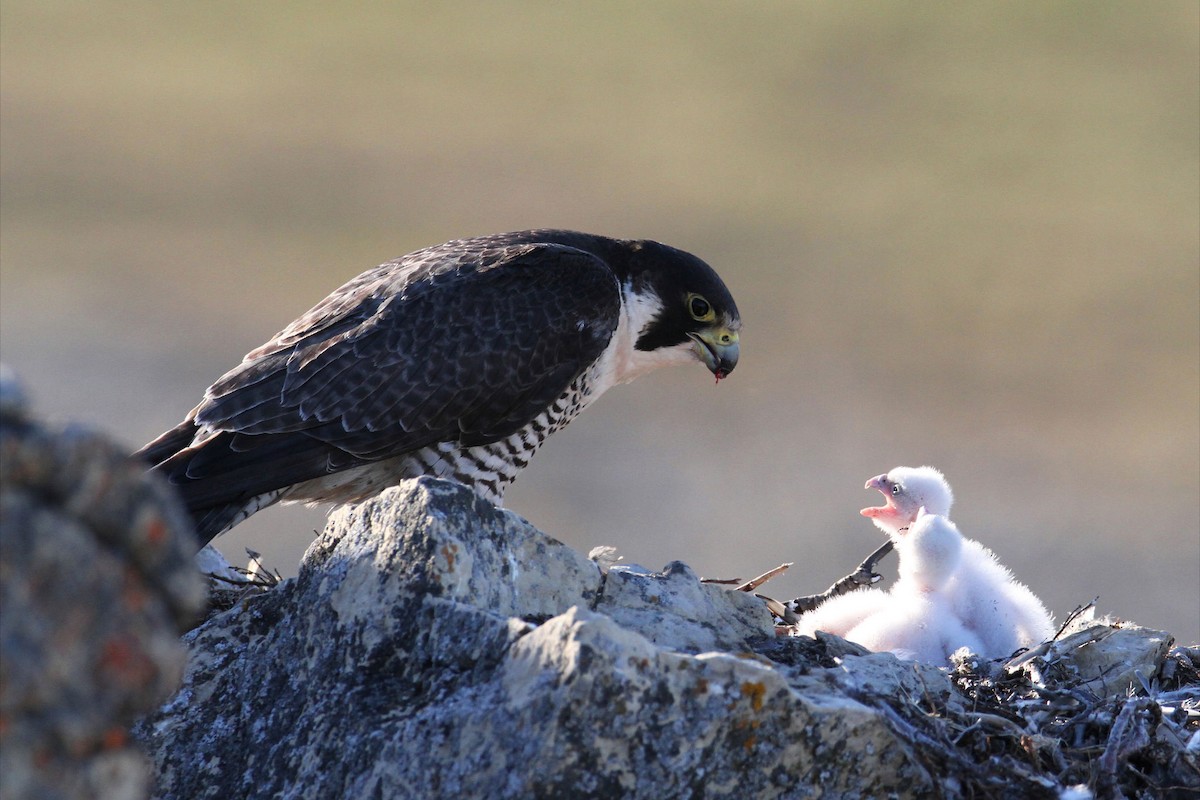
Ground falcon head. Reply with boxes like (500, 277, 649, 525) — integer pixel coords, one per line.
(623, 239, 741, 381)
(861, 465, 954, 538)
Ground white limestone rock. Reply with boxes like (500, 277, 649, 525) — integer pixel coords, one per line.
(138, 478, 941, 799)
(136, 477, 1196, 799)
(594, 559, 776, 652)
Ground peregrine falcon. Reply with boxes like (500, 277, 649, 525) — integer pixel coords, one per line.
(137, 230, 741, 546)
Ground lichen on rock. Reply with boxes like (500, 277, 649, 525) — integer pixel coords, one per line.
(0, 367, 205, 800)
(135, 476, 1198, 799)
(139, 479, 948, 799)
(4, 361, 1194, 800)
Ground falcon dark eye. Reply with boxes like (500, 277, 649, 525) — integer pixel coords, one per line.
(687, 293, 714, 321)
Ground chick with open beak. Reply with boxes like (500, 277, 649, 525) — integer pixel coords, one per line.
(860, 466, 954, 539)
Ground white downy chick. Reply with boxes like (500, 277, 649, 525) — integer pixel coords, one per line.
(792, 586, 890, 640)
(859, 466, 1054, 658)
(948, 539, 1056, 656)
(795, 466, 954, 644)
(843, 509, 985, 664)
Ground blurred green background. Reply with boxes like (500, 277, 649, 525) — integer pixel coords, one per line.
(3, 2, 1197, 644)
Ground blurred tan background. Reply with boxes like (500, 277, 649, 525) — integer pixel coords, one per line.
(2, 2, 1197, 644)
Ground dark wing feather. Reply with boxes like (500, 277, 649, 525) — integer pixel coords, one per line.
(135, 418, 201, 466)
(156, 241, 621, 511)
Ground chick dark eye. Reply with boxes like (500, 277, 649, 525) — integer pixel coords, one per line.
(688, 294, 713, 321)
(891, 484, 902, 496)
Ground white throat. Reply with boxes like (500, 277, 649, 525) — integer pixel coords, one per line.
(589, 281, 697, 395)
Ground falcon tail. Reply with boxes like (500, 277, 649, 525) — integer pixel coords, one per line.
(134, 421, 274, 547)
(134, 419, 196, 466)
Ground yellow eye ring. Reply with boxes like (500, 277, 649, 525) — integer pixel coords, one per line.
(687, 293, 715, 322)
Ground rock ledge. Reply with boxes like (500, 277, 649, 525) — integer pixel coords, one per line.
(140, 479, 1199, 799)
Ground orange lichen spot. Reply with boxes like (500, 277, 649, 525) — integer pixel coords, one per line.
(731, 717, 762, 752)
(440, 543, 457, 570)
(145, 516, 167, 546)
(102, 726, 129, 749)
(740, 681, 766, 712)
(100, 636, 156, 685)
(122, 568, 148, 612)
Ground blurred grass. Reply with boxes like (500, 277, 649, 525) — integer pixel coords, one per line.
(2, 1, 1197, 643)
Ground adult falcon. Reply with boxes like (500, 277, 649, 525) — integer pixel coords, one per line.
(137, 229, 741, 547)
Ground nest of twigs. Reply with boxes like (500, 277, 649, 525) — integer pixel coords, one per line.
(199, 548, 281, 617)
(708, 558, 1199, 798)
(944, 621, 1199, 799)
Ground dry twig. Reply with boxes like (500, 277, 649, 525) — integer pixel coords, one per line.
(785, 540, 895, 616)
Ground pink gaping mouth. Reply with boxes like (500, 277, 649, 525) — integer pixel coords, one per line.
(860, 474, 896, 519)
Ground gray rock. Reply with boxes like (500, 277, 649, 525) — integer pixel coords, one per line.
(3, 367, 1192, 799)
(492, 606, 926, 799)
(306, 479, 602, 623)
(1012, 621, 1174, 697)
(0, 369, 204, 800)
(140, 479, 943, 799)
(137, 478, 1198, 799)
(0, 363, 28, 419)
(594, 560, 775, 652)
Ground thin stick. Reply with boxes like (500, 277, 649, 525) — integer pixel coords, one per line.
(734, 562, 793, 593)
(786, 540, 895, 616)
(1052, 597, 1100, 640)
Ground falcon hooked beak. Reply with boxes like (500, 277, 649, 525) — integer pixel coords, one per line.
(688, 327, 740, 380)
